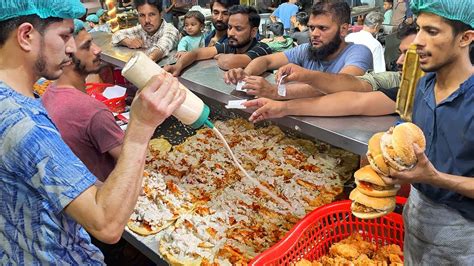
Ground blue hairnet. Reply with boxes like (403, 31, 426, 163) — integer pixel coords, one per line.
(96, 8, 106, 18)
(86, 14, 99, 23)
(0, 0, 85, 22)
(410, 0, 474, 28)
(73, 19, 85, 35)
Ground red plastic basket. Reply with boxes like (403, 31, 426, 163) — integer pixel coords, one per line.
(250, 197, 407, 265)
(85, 83, 126, 113)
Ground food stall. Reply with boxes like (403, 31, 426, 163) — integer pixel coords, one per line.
(91, 31, 397, 264)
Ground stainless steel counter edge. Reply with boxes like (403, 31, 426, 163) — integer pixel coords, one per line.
(93, 31, 398, 156)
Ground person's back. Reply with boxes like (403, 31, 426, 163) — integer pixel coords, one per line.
(42, 86, 123, 181)
(289, 11, 310, 45)
(345, 11, 386, 73)
(272, 0, 299, 30)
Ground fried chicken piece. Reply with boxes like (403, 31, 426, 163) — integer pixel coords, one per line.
(294, 259, 314, 266)
(329, 234, 376, 259)
(373, 244, 403, 263)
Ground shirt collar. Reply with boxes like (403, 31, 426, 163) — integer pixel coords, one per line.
(421, 73, 474, 107)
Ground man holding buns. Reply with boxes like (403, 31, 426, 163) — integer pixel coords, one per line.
(380, 0, 474, 264)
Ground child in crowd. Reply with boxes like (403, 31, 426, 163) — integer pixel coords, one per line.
(289, 11, 309, 45)
(383, 0, 393, 24)
(261, 22, 294, 52)
(176, 10, 205, 58)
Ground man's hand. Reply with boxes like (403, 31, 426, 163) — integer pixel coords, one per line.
(122, 38, 144, 49)
(243, 98, 287, 123)
(243, 76, 278, 98)
(224, 68, 249, 85)
(163, 64, 182, 77)
(275, 63, 310, 85)
(130, 73, 185, 131)
(381, 144, 440, 185)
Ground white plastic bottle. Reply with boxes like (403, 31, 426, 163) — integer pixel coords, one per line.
(122, 52, 212, 128)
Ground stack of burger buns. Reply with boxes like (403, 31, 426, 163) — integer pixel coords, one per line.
(350, 122, 426, 219)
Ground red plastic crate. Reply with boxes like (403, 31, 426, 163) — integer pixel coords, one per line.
(250, 197, 407, 265)
(85, 83, 126, 113)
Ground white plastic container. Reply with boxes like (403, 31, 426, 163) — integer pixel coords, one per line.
(122, 52, 212, 128)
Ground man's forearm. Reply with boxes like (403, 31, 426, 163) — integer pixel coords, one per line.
(176, 51, 198, 70)
(95, 120, 154, 233)
(284, 83, 324, 99)
(430, 172, 474, 199)
(306, 71, 372, 94)
(283, 93, 358, 117)
(217, 54, 251, 70)
(149, 48, 165, 62)
(245, 57, 271, 76)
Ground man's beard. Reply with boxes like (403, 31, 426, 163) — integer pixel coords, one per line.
(34, 39, 66, 80)
(308, 30, 342, 61)
(228, 36, 252, 49)
(213, 20, 227, 31)
(72, 55, 102, 75)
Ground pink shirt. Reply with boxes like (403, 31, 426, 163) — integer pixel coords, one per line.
(42, 86, 124, 181)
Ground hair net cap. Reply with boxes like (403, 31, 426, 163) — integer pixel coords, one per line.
(410, 0, 474, 28)
(86, 14, 99, 23)
(0, 0, 86, 22)
(73, 19, 85, 35)
(96, 8, 106, 18)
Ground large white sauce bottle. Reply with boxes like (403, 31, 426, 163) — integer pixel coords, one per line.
(122, 51, 213, 129)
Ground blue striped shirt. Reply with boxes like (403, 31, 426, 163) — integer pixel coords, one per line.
(0, 82, 104, 265)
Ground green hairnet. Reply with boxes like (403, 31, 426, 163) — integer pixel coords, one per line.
(96, 8, 106, 18)
(73, 19, 85, 35)
(0, 0, 86, 22)
(86, 14, 99, 23)
(410, 0, 474, 28)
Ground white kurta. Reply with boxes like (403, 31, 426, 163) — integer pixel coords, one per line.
(346, 30, 386, 73)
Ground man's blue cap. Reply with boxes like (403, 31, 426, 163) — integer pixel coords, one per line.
(96, 8, 106, 17)
(73, 19, 85, 35)
(86, 14, 99, 23)
(0, 0, 86, 22)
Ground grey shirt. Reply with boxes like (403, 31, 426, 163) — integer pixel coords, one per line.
(289, 28, 309, 45)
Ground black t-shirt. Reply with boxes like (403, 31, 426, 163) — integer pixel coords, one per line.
(215, 39, 272, 59)
(378, 87, 399, 101)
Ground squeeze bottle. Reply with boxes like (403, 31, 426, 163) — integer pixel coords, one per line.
(122, 52, 213, 129)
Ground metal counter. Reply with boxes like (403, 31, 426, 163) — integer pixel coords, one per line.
(92, 31, 397, 156)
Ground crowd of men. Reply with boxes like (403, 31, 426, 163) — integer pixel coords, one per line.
(0, 0, 473, 265)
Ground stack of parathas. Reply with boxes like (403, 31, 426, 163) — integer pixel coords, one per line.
(128, 118, 359, 265)
(350, 122, 426, 219)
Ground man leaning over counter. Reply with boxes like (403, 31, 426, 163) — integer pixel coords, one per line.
(0, 0, 185, 264)
(164, 5, 272, 76)
(224, 1, 373, 99)
(243, 23, 418, 122)
(112, 0, 179, 62)
(381, 0, 474, 264)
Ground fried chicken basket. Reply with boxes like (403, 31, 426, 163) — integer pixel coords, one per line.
(250, 197, 407, 265)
